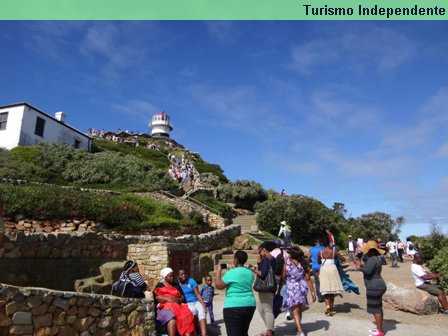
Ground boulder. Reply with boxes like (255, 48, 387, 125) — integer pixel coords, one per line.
(233, 236, 249, 250)
(383, 282, 440, 315)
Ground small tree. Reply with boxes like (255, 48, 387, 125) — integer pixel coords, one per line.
(255, 195, 341, 245)
(348, 212, 404, 242)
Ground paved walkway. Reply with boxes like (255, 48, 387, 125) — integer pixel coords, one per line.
(206, 261, 448, 336)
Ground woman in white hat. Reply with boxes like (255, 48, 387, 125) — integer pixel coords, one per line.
(354, 240, 387, 336)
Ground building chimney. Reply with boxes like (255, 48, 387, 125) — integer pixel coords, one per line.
(55, 111, 66, 123)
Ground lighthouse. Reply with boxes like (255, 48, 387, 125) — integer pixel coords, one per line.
(148, 111, 173, 138)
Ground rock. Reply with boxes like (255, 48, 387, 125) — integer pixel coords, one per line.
(9, 324, 33, 335)
(233, 236, 249, 250)
(98, 316, 113, 329)
(5, 302, 28, 315)
(383, 282, 440, 315)
(33, 313, 52, 328)
(12, 311, 32, 324)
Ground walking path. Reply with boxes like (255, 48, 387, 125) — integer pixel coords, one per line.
(207, 260, 447, 336)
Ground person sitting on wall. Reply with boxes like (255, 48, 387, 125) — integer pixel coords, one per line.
(177, 269, 209, 336)
(154, 268, 196, 336)
(117, 260, 148, 298)
(411, 254, 448, 315)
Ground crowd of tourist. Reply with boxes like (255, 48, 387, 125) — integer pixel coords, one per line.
(167, 153, 197, 187)
(112, 222, 447, 336)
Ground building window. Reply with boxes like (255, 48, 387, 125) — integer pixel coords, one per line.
(35, 116, 45, 137)
(74, 139, 80, 148)
(0, 112, 8, 130)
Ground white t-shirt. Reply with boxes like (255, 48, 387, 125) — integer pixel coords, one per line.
(387, 241, 397, 253)
(411, 264, 427, 287)
(348, 241, 355, 252)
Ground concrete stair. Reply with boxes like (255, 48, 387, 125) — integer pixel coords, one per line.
(232, 214, 257, 233)
(207, 248, 259, 280)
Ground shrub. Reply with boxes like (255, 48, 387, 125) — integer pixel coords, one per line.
(255, 195, 340, 245)
(414, 226, 448, 261)
(0, 183, 192, 232)
(194, 161, 228, 183)
(428, 246, 448, 291)
(218, 180, 268, 211)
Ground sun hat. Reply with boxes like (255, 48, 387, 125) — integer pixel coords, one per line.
(280, 221, 286, 225)
(361, 240, 385, 255)
(348, 235, 353, 238)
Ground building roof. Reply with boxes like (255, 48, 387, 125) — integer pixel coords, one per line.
(0, 102, 92, 140)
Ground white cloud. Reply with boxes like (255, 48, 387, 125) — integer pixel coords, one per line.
(290, 25, 415, 75)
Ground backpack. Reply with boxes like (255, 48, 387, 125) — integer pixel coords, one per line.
(408, 242, 414, 251)
(111, 275, 134, 298)
(274, 252, 284, 276)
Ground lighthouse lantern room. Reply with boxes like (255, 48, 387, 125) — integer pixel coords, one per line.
(148, 111, 173, 138)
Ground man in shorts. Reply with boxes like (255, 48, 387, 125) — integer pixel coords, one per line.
(411, 254, 448, 314)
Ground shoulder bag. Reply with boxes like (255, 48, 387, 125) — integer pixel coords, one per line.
(253, 265, 276, 292)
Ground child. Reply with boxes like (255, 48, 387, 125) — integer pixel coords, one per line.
(200, 275, 216, 326)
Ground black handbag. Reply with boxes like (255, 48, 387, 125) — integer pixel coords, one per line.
(253, 266, 276, 292)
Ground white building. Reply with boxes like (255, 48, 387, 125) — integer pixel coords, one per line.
(148, 111, 173, 138)
(0, 102, 91, 151)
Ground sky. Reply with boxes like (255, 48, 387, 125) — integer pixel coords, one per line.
(1, 21, 447, 240)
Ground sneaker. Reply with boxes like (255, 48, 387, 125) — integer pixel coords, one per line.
(368, 329, 378, 334)
(441, 309, 448, 315)
(286, 311, 292, 320)
(296, 332, 306, 336)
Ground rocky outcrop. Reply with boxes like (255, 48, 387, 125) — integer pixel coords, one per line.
(383, 282, 440, 315)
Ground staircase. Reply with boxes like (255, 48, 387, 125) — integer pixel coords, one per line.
(232, 215, 257, 233)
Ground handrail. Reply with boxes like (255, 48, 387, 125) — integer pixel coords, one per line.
(158, 189, 222, 217)
(184, 195, 222, 216)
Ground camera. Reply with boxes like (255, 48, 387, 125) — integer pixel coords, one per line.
(220, 263, 228, 269)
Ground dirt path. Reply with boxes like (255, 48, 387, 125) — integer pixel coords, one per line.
(209, 259, 448, 335)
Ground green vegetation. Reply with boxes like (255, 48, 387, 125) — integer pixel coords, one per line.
(194, 161, 228, 184)
(190, 191, 232, 215)
(255, 195, 342, 245)
(0, 183, 203, 231)
(218, 180, 268, 211)
(92, 139, 170, 170)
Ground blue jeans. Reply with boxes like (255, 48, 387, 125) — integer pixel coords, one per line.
(313, 268, 324, 302)
(223, 306, 256, 336)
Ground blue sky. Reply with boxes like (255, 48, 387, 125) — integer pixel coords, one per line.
(1, 21, 448, 240)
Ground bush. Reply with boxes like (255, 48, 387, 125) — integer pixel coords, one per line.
(428, 246, 448, 291)
(255, 195, 340, 245)
(218, 180, 268, 211)
(414, 226, 448, 261)
(0, 183, 193, 231)
(194, 161, 228, 183)
(0, 148, 46, 181)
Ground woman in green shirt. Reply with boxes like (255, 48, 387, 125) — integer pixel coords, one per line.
(215, 250, 256, 336)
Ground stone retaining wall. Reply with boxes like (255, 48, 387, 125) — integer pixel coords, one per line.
(0, 225, 241, 289)
(2, 219, 98, 234)
(0, 283, 155, 336)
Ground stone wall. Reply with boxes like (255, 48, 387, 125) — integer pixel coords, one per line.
(2, 219, 98, 234)
(0, 283, 155, 336)
(0, 225, 241, 290)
